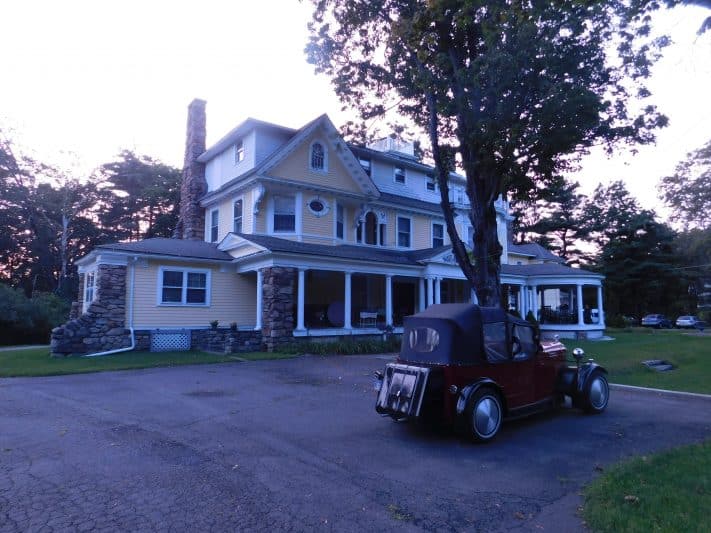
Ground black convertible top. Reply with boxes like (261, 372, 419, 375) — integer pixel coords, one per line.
(400, 303, 521, 365)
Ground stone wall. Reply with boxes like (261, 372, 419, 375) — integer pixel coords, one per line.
(192, 328, 263, 353)
(50, 265, 130, 357)
(261, 267, 296, 351)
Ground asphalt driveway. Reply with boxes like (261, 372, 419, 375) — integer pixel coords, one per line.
(1, 354, 709, 532)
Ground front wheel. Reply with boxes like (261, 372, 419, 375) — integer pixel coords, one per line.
(465, 389, 503, 443)
(582, 371, 609, 414)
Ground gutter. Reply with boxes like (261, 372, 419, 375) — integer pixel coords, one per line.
(83, 259, 137, 358)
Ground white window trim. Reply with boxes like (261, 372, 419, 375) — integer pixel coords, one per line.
(307, 196, 330, 218)
(156, 267, 211, 307)
(83, 269, 97, 313)
(209, 208, 219, 243)
(394, 166, 406, 184)
(267, 192, 302, 235)
(309, 140, 328, 173)
(396, 215, 413, 249)
(432, 222, 445, 248)
(233, 197, 244, 233)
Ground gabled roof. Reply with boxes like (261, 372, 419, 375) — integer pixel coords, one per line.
(94, 238, 233, 261)
(258, 114, 379, 198)
(200, 114, 379, 204)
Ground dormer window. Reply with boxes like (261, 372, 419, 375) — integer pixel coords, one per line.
(394, 166, 406, 184)
(310, 141, 327, 171)
(359, 157, 371, 176)
(426, 173, 437, 191)
(235, 139, 245, 164)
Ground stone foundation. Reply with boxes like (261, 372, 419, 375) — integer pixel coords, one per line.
(50, 265, 129, 357)
(191, 328, 263, 353)
(261, 267, 296, 351)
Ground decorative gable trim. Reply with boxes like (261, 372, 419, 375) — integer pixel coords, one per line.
(259, 115, 379, 199)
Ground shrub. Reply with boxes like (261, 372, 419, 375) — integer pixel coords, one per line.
(0, 285, 70, 345)
(605, 314, 627, 328)
(277, 336, 401, 355)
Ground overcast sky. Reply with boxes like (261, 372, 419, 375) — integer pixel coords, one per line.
(2, 1, 709, 216)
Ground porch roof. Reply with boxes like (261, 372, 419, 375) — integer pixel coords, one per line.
(236, 234, 425, 265)
(502, 263, 602, 278)
(94, 238, 233, 261)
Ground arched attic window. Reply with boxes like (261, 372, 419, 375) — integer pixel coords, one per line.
(310, 141, 327, 171)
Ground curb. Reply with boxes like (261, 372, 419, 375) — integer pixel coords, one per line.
(611, 383, 711, 401)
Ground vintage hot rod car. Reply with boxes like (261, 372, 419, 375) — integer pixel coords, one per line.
(374, 304, 609, 442)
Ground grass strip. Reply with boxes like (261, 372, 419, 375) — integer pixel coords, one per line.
(583, 440, 710, 533)
(0, 347, 295, 377)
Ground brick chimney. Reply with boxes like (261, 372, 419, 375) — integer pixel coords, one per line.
(174, 99, 207, 240)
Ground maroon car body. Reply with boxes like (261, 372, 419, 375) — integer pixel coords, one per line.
(375, 304, 608, 442)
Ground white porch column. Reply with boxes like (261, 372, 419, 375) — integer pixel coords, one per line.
(418, 278, 426, 311)
(254, 269, 263, 330)
(296, 268, 306, 331)
(518, 285, 525, 316)
(471, 288, 478, 304)
(530, 285, 538, 319)
(434, 277, 441, 304)
(385, 275, 393, 326)
(344, 272, 352, 329)
(576, 284, 584, 326)
(597, 285, 605, 327)
(426, 277, 434, 307)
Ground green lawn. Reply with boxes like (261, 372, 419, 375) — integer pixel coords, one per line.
(562, 329, 711, 394)
(0, 347, 295, 377)
(583, 440, 711, 533)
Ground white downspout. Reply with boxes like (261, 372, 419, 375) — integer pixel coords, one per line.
(83, 259, 136, 358)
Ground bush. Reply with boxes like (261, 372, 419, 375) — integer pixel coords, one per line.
(0, 285, 70, 345)
(605, 314, 627, 328)
(277, 335, 401, 356)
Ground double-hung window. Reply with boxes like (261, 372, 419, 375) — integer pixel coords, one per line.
(397, 216, 411, 248)
(235, 139, 245, 164)
(336, 203, 344, 239)
(209, 209, 219, 242)
(432, 223, 444, 248)
(160, 268, 209, 306)
(233, 199, 243, 233)
(273, 195, 295, 232)
(426, 173, 437, 191)
(394, 166, 406, 184)
(359, 158, 371, 176)
(83, 271, 96, 311)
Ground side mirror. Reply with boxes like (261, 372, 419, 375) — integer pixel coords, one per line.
(572, 347, 585, 362)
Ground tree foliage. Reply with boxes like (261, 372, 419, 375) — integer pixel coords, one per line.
(0, 134, 180, 300)
(307, 0, 668, 306)
(659, 138, 711, 229)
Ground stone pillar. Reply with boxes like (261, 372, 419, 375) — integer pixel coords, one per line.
(344, 272, 352, 329)
(385, 275, 393, 327)
(577, 284, 585, 326)
(597, 285, 605, 327)
(261, 267, 296, 351)
(175, 99, 208, 240)
(50, 264, 130, 357)
(434, 277, 441, 305)
(426, 277, 434, 307)
(418, 278, 425, 312)
(254, 269, 263, 330)
(296, 268, 306, 332)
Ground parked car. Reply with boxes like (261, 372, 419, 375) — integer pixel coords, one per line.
(675, 315, 700, 328)
(374, 304, 609, 443)
(641, 314, 673, 329)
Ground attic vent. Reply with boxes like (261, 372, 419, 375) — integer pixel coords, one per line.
(151, 330, 191, 352)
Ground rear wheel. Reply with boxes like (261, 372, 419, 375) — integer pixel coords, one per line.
(582, 371, 609, 414)
(465, 389, 502, 443)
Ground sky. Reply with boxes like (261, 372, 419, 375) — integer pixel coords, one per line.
(1, 1, 710, 217)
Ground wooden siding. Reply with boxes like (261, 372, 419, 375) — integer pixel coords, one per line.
(269, 131, 362, 194)
(130, 260, 256, 328)
(302, 193, 335, 238)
